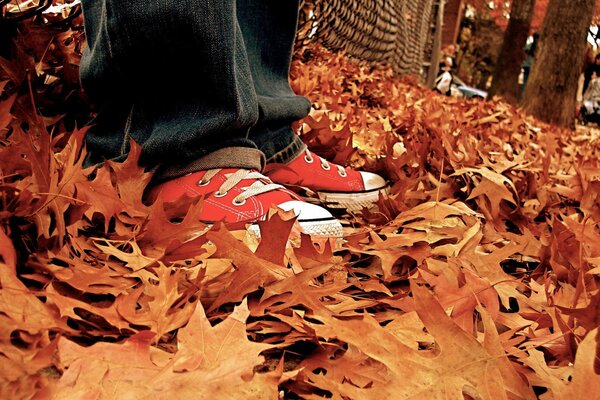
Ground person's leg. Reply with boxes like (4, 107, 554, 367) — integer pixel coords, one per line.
(236, 0, 309, 164)
(79, 0, 342, 236)
(80, 0, 262, 174)
(521, 67, 530, 99)
(236, 0, 388, 210)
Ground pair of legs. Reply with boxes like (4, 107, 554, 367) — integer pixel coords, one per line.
(80, 0, 386, 236)
(81, 0, 306, 172)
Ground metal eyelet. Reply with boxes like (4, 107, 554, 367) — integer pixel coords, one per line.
(232, 197, 246, 206)
(338, 169, 347, 177)
(197, 179, 210, 186)
(214, 190, 227, 198)
(321, 163, 331, 171)
(304, 155, 314, 163)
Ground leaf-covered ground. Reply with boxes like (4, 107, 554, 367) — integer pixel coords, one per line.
(1, 20, 599, 400)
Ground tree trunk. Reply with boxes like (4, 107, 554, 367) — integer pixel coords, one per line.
(487, 0, 536, 103)
(426, 0, 445, 88)
(521, 0, 595, 128)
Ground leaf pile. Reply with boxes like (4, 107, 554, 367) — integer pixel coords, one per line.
(1, 19, 599, 400)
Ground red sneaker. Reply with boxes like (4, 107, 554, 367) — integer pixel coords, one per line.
(264, 149, 388, 211)
(147, 168, 343, 237)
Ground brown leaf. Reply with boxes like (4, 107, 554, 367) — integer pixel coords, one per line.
(54, 301, 278, 399)
(255, 208, 297, 265)
(206, 223, 292, 312)
(0, 93, 17, 132)
(0, 226, 16, 272)
(293, 283, 526, 399)
(421, 266, 500, 334)
(115, 263, 200, 338)
(137, 195, 209, 258)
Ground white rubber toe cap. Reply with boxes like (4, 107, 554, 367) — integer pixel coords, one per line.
(279, 200, 334, 220)
(359, 171, 387, 191)
(279, 200, 343, 237)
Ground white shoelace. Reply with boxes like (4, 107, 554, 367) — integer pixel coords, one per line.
(198, 169, 284, 205)
(303, 149, 347, 177)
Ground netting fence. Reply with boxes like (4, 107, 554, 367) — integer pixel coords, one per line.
(297, 0, 438, 77)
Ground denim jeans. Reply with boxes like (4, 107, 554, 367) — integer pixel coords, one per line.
(80, 0, 310, 177)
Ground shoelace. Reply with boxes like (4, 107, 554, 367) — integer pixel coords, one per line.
(198, 169, 284, 205)
(303, 149, 347, 177)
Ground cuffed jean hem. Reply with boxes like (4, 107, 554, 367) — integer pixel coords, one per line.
(264, 134, 306, 164)
(157, 146, 266, 181)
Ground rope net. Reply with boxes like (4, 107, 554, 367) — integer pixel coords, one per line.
(296, 0, 437, 76)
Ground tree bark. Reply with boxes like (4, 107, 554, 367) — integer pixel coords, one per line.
(426, 0, 445, 88)
(488, 0, 536, 103)
(521, 0, 595, 128)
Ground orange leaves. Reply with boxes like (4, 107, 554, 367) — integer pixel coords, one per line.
(0, 93, 16, 132)
(0, 230, 57, 399)
(54, 301, 278, 399)
(522, 329, 600, 399)
(289, 285, 534, 399)
(2, 37, 600, 398)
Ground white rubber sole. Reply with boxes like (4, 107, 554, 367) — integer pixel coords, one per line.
(304, 186, 389, 212)
(187, 217, 343, 247)
(248, 217, 343, 239)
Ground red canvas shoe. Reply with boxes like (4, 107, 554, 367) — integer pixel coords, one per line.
(147, 168, 343, 237)
(264, 149, 388, 211)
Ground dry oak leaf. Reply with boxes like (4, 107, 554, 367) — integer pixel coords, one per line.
(295, 344, 388, 399)
(0, 262, 58, 398)
(354, 200, 481, 280)
(462, 238, 530, 310)
(522, 329, 600, 400)
(0, 226, 17, 271)
(300, 284, 533, 399)
(74, 165, 127, 233)
(44, 282, 134, 334)
(420, 266, 500, 334)
(206, 223, 294, 312)
(0, 93, 17, 132)
(74, 140, 151, 233)
(252, 263, 349, 318)
(53, 299, 278, 399)
(392, 200, 480, 226)
(15, 124, 85, 242)
(114, 262, 201, 339)
(452, 167, 518, 221)
(255, 208, 297, 265)
(136, 196, 209, 258)
(106, 140, 153, 212)
(557, 290, 600, 332)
